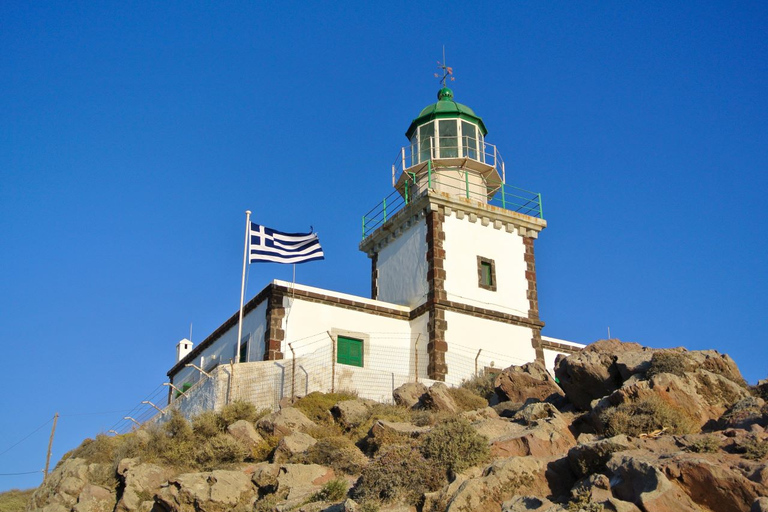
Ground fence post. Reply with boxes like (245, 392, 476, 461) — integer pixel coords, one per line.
(227, 360, 235, 404)
(361, 216, 365, 240)
(538, 193, 544, 219)
(328, 331, 336, 393)
(289, 343, 296, 403)
(392, 164, 396, 188)
(401, 147, 406, 172)
(383, 197, 387, 222)
(414, 333, 421, 383)
(475, 349, 482, 378)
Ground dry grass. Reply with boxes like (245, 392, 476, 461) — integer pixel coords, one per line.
(0, 488, 35, 512)
(647, 351, 687, 378)
(686, 435, 720, 454)
(599, 395, 697, 437)
(446, 387, 488, 412)
(459, 372, 498, 402)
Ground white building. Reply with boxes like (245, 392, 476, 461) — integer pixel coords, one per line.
(167, 86, 583, 409)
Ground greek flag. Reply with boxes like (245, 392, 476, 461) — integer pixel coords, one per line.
(249, 223, 324, 264)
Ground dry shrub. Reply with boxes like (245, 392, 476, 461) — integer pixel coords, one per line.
(293, 392, 357, 424)
(299, 436, 367, 474)
(306, 478, 348, 503)
(420, 417, 489, 474)
(195, 433, 249, 469)
(740, 436, 768, 460)
(600, 395, 697, 437)
(219, 400, 267, 426)
(349, 403, 415, 443)
(353, 444, 445, 505)
(459, 372, 498, 402)
(193, 410, 225, 437)
(647, 351, 687, 378)
(446, 387, 488, 412)
(687, 435, 720, 454)
(567, 489, 604, 512)
(251, 434, 280, 463)
(65, 434, 121, 464)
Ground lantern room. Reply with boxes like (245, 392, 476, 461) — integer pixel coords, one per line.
(395, 87, 505, 204)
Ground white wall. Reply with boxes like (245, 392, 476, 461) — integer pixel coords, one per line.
(376, 220, 428, 308)
(443, 310, 537, 385)
(442, 213, 530, 319)
(171, 300, 268, 389)
(282, 296, 412, 355)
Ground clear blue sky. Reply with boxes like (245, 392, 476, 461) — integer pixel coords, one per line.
(1, 1, 766, 491)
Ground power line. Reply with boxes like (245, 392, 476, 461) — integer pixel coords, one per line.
(0, 418, 53, 458)
(0, 470, 42, 476)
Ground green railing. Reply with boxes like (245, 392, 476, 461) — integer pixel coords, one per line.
(361, 161, 543, 240)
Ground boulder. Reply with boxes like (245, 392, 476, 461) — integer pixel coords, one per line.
(115, 458, 170, 512)
(567, 436, 631, 479)
(332, 399, 374, 428)
(227, 419, 265, 449)
(491, 413, 577, 459)
(369, 419, 429, 438)
(272, 432, 317, 463)
(753, 497, 768, 512)
(461, 406, 500, 422)
(513, 402, 560, 425)
(275, 463, 336, 501)
(606, 454, 703, 511)
(420, 382, 458, 413)
(494, 361, 565, 404)
(502, 496, 567, 511)
(429, 456, 572, 512)
(72, 484, 115, 512)
(555, 339, 639, 410)
(257, 407, 318, 436)
(719, 397, 766, 430)
(392, 382, 427, 408)
(29, 458, 97, 511)
(493, 401, 525, 418)
(157, 468, 257, 511)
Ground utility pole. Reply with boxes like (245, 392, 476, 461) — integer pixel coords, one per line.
(44, 412, 59, 477)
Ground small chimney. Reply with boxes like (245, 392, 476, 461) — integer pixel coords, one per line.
(176, 338, 193, 363)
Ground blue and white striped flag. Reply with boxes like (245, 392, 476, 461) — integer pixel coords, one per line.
(249, 223, 324, 264)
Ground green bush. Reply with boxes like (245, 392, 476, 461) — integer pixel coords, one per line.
(306, 478, 348, 503)
(446, 387, 488, 412)
(646, 351, 687, 378)
(0, 488, 35, 512)
(599, 395, 697, 437)
(293, 392, 357, 424)
(420, 417, 489, 474)
(353, 444, 444, 504)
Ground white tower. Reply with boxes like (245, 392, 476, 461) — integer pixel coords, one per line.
(360, 87, 547, 382)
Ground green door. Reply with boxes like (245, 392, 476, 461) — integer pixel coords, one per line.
(337, 336, 363, 367)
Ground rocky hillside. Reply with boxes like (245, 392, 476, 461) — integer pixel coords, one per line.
(25, 339, 768, 512)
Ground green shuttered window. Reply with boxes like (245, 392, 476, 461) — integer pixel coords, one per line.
(337, 335, 364, 367)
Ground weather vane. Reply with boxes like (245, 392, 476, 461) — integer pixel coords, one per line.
(434, 46, 455, 87)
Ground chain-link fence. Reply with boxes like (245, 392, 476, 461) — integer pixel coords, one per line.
(111, 332, 540, 433)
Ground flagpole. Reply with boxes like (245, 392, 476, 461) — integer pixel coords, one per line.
(236, 210, 251, 365)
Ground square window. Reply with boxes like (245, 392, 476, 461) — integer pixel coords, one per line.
(337, 335, 364, 367)
(477, 256, 497, 291)
(239, 334, 250, 363)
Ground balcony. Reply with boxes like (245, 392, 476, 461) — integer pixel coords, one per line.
(361, 139, 543, 240)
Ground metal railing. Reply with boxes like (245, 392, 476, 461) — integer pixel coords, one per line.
(362, 143, 543, 240)
(399, 136, 505, 174)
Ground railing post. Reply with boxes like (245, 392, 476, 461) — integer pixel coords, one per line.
(501, 182, 506, 209)
(494, 145, 498, 167)
(538, 193, 544, 218)
(428, 160, 432, 189)
(383, 197, 387, 222)
(475, 349, 482, 377)
(405, 180, 409, 204)
(392, 164, 396, 188)
(401, 147, 406, 172)
(502, 161, 506, 183)
(465, 170, 470, 199)
(361, 216, 365, 240)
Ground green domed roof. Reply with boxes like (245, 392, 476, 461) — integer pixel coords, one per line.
(406, 87, 488, 139)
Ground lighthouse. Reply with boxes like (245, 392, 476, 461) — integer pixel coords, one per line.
(361, 86, 548, 382)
